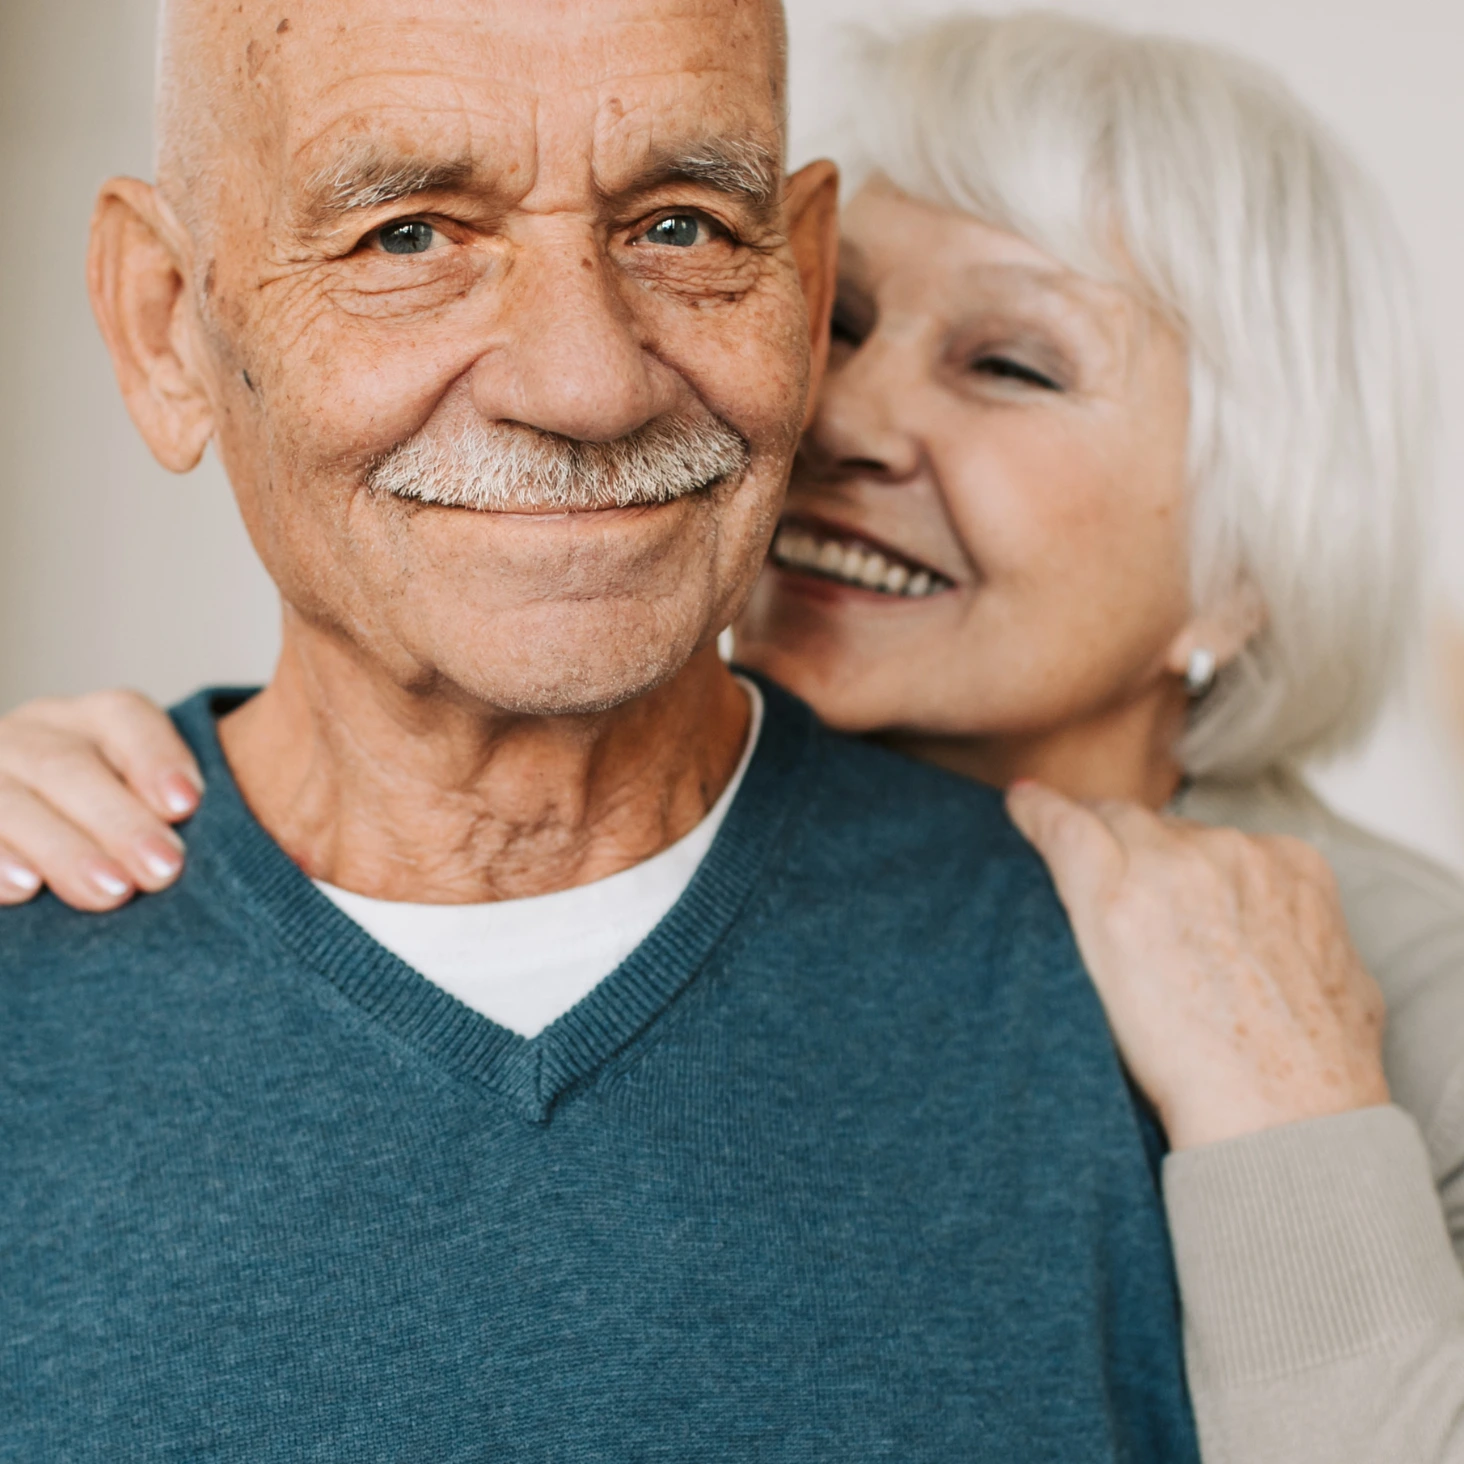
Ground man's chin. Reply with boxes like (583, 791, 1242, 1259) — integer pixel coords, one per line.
(416, 612, 710, 720)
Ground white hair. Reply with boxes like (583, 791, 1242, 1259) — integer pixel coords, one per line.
(367, 415, 749, 514)
(832, 11, 1432, 779)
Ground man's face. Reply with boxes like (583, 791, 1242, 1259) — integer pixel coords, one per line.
(176, 0, 824, 714)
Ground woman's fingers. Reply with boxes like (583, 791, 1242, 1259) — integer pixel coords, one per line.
(1006, 780, 1124, 915)
(17, 690, 202, 824)
(0, 839, 44, 904)
(0, 779, 137, 911)
(9, 745, 184, 893)
(0, 692, 193, 902)
(1010, 778, 1388, 1152)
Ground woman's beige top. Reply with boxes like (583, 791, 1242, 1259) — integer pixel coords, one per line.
(1169, 771, 1464, 1464)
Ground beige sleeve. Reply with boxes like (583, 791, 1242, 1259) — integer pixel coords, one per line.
(1165, 1105, 1464, 1464)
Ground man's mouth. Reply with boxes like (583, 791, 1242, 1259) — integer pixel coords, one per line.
(770, 520, 955, 598)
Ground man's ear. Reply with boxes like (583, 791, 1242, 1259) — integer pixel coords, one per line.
(1165, 581, 1268, 680)
(87, 178, 215, 473)
(782, 160, 840, 429)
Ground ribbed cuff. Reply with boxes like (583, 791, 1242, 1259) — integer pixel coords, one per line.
(1163, 1105, 1464, 1385)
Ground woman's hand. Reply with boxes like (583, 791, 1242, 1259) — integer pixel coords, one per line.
(0, 691, 201, 910)
(1007, 780, 1390, 1151)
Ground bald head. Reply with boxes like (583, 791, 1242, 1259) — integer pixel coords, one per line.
(155, 0, 789, 242)
(97, 0, 834, 724)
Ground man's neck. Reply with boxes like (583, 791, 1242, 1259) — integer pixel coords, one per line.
(218, 632, 752, 904)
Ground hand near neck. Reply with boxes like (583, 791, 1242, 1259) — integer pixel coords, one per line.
(219, 621, 751, 905)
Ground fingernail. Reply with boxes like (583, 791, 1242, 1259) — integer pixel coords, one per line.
(138, 835, 183, 883)
(88, 864, 132, 900)
(160, 772, 202, 818)
(0, 861, 41, 895)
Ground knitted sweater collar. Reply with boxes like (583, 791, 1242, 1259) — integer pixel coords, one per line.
(170, 675, 815, 1123)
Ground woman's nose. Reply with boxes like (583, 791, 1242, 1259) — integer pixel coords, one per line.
(804, 338, 924, 482)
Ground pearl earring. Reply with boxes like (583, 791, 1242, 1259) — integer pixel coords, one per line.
(1185, 647, 1218, 699)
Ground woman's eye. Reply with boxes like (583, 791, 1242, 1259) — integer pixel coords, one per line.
(640, 215, 710, 248)
(972, 355, 1062, 390)
(830, 303, 866, 347)
(373, 220, 442, 256)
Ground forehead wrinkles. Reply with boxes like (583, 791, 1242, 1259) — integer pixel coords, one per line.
(524, 17, 784, 205)
(583, 91, 782, 207)
(275, 34, 778, 212)
(283, 94, 532, 220)
(265, 27, 526, 186)
(170, 0, 785, 239)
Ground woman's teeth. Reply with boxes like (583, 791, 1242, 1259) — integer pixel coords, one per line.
(771, 526, 952, 598)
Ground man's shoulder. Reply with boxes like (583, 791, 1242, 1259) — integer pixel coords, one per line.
(748, 701, 1078, 984)
(738, 705, 1144, 1175)
(0, 880, 241, 1021)
(0, 888, 149, 967)
(795, 717, 1045, 883)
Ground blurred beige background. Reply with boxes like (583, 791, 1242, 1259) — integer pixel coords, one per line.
(2, 0, 1462, 869)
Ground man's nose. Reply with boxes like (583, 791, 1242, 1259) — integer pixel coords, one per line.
(471, 227, 681, 443)
(804, 337, 924, 483)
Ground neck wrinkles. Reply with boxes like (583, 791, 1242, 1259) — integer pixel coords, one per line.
(217, 628, 752, 904)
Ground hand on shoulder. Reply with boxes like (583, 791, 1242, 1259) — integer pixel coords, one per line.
(1007, 781, 1390, 1150)
(0, 690, 199, 911)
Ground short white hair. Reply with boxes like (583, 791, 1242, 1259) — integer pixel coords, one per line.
(831, 12, 1432, 779)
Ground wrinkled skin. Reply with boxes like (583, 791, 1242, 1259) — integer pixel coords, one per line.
(1007, 784, 1388, 1150)
(79, 0, 839, 901)
(734, 185, 1387, 1148)
(738, 184, 1260, 807)
(0, 114, 1388, 1152)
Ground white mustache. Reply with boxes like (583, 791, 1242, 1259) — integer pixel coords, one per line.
(365, 415, 750, 513)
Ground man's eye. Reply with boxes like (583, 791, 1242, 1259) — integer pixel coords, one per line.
(373, 220, 441, 256)
(640, 215, 710, 248)
(972, 355, 1061, 390)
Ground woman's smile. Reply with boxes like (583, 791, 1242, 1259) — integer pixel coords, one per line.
(769, 516, 958, 600)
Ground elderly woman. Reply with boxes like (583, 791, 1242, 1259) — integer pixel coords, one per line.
(1, 11, 1462, 1461)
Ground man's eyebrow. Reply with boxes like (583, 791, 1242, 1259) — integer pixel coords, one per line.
(297, 150, 478, 224)
(610, 137, 784, 217)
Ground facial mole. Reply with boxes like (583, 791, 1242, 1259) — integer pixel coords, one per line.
(276, 17, 290, 32)
(581, 258, 593, 271)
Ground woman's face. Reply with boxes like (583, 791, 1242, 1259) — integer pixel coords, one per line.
(735, 182, 1197, 761)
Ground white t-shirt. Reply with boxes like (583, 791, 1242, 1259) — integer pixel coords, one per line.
(314, 680, 764, 1038)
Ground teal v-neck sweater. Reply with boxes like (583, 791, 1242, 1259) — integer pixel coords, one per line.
(1, 680, 1197, 1462)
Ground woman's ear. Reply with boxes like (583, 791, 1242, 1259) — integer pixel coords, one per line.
(782, 159, 841, 428)
(87, 178, 215, 474)
(1165, 581, 1268, 680)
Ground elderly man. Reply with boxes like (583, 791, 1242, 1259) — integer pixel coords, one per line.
(0, 0, 1198, 1457)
